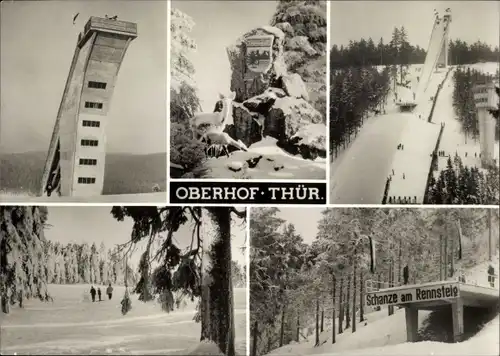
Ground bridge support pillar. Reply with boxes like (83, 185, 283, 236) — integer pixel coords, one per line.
(451, 298, 464, 342)
(405, 305, 419, 342)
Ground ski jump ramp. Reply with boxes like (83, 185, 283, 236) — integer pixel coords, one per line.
(398, 11, 452, 108)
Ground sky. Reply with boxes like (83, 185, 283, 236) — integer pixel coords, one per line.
(276, 207, 324, 245)
(0, 1, 167, 154)
(330, 1, 500, 49)
(172, 0, 278, 110)
(45, 206, 247, 269)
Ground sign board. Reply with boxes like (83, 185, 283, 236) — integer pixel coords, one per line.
(245, 35, 274, 74)
(365, 282, 460, 307)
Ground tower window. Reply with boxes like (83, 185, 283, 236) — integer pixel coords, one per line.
(81, 139, 99, 147)
(82, 120, 101, 127)
(79, 158, 97, 165)
(77, 177, 96, 184)
(84, 101, 103, 109)
(88, 81, 107, 89)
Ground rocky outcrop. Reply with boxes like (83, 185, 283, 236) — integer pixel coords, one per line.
(226, 26, 286, 102)
(218, 24, 326, 160)
(266, 97, 323, 144)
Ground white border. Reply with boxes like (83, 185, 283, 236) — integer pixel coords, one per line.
(325, 0, 331, 205)
(166, 0, 172, 191)
(245, 206, 251, 356)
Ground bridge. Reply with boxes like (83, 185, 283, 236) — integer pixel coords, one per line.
(365, 271, 499, 343)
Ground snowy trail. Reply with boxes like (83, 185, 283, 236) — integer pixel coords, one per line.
(330, 114, 408, 204)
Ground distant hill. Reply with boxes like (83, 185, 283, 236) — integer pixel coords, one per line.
(0, 151, 166, 196)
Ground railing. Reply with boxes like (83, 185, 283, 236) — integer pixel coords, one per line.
(365, 271, 498, 294)
(365, 279, 398, 293)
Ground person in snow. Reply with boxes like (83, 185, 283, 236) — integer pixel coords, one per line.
(488, 265, 495, 287)
(90, 286, 96, 302)
(107, 283, 114, 300)
(97, 288, 102, 301)
(403, 265, 409, 285)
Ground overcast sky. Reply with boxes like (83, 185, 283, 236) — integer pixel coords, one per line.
(0, 1, 167, 154)
(276, 207, 324, 245)
(172, 0, 278, 111)
(330, 1, 499, 49)
(45, 206, 247, 269)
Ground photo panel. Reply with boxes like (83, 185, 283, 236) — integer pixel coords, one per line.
(329, 1, 499, 205)
(0, 205, 248, 356)
(250, 206, 499, 356)
(0, 0, 167, 203)
(169, 0, 328, 204)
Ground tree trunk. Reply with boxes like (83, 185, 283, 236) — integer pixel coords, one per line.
(338, 277, 344, 334)
(388, 262, 394, 316)
(321, 308, 324, 332)
(398, 241, 402, 285)
(439, 235, 443, 280)
(332, 273, 336, 344)
(450, 226, 455, 278)
(280, 305, 286, 347)
(360, 271, 364, 322)
(352, 265, 357, 333)
(346, 274, 351, 329)
(251, 321, 258, 356)
(315, 298, 320, 346)
(296, 316, 300, 343)
(444, 232, 448, 279)
(206, 208, 235, 356)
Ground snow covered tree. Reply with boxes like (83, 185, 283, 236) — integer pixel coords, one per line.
(1, 206, 51, 314)
(110, 206, 246, 356)
(170, 7, 205, 175)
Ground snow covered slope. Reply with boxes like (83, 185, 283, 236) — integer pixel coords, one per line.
(0, 284, 247, 355)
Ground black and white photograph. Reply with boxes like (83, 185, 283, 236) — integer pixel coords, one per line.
(0, 205, 247, 355)
(170, 0, 327, 179)
(0, 1, 167, 203)
(329, 1, 500, 205)
(250, 207, 499, 356)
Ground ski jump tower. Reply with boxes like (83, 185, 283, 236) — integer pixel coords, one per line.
(40, 17, 137, 197)
(400, 9, 452, 109)
(473, 81, 498, 168)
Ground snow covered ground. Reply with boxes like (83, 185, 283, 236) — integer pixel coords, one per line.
(0, 192, 167, 203)
(195, 137, 326, 180)
(433, 65, 500, 175)
(0, 284, 247, 355)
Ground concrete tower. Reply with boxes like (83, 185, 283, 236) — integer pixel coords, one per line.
(436, 12, 452, 68)
(40, 17, 137, 197)
(473, 81, 498, 168)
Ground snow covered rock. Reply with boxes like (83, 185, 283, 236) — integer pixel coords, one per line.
(289, 123, 327, 160)
(275, 21, 294, 37)
(227, 161, 244, 172)
(226, 26, 285, 102)
(281, 72, 309, 101)
(224, 103, 262, 147)
(266, 97, 323, 144)
(285, 35, 317, 56)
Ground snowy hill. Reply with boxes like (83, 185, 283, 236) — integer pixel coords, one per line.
(0, 284, 247, 355)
